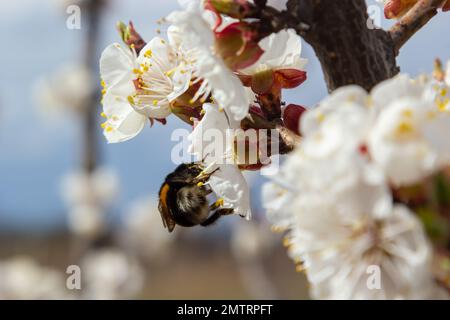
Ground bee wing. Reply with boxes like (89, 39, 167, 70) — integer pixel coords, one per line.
(158, 200, 176, 232)
(158, 183, 176, 232)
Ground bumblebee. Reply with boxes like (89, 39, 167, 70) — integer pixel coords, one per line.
(158, 162, 234, 232)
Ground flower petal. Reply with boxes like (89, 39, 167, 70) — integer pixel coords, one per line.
(100, 43, 136, 88)
(102, 93, 146, 143)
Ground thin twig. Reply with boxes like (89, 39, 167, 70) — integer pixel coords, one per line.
(389, 0, 446, 54)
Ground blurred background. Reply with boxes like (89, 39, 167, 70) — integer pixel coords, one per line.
(0, 0, 449, 299)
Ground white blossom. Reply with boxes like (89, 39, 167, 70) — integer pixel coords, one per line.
(34, 63, 94, 116)
(189, 103, 252, 218)
(99, 36, 191, 143)
(61, 167, 119, 237)
(368, 75, 450, 186)
(81, 249, 144, 300)
(167, 2, 250, 121)
(263, 70, 450, 299)
(240, 29, 307, 76)
(0, 257, 70, 300)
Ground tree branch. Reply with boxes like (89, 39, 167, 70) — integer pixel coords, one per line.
(389, 0, 446, 54)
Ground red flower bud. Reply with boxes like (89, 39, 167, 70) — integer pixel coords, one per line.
(383, 0, 415, 19)
(443, 0, 450, 11)
(215, 22, 264, 70)
(283, 104, 306, 136)
(117, 21, 146, 54)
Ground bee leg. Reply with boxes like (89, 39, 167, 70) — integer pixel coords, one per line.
(194, 166, 220, 184)
(201, 208, 234, 227)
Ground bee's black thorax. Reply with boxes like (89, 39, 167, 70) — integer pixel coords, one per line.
(161, 163, 209, 227)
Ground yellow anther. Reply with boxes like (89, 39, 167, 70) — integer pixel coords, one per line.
(401, 109, 413, 118)
(218, 107, 224, 112)
(436, 97, 449, 111)
(215, 198, 224, 207)
(127, 96, 135, 105)
(100, 122, 107, 129)
(153, 100, 158, 106)
(197, 182, 204, 187)
(101, 89, 107, 95)
(295, 264, 305, 273)
(165, 68, 175, 77)
(100, 112, 107, 118)
(282, 237, 290, 247)
(144, 49, 153, 58)
(160, 39, 166, 44)
(396, 121, 414, 135)
(100, 79, 106, 87)
(271, 226, 285, 233)
(366, 95, 373, 107)
(316, 111, 325, 122)
(200, 109, 206, 115)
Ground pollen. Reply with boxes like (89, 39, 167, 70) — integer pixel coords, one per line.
(105, 126, 113, 132)
(316, 111, 325, 122)
(100, 112, 107, 118)
(215, 198, 224, 207)
(127, 96, 135, 105)
(197, 182, 204, 187)
(165, 68, 175, 77)
(152, 100, 158, 106)
(144, 49, 153, 58)
(401, 109, 413, 118)
(270, 226, 284, 233)
(100, 122, 107, 128)
(436, 97, 449, 111)
(295, 264, 306, 273)
(100, 79, 106, 88)
(396, 121, 414, 135)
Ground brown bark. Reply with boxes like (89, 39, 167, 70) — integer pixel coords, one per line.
(251, 0, 443, 92)
(286, 0, 399, 92)
(389, 0, 446, 54)
(82, 0, 103, 173)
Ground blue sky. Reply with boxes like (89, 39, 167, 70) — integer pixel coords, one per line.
(0, 0, 449, 232)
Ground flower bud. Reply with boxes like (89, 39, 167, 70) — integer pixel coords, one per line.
(205, 0, 254, 19)
(116, 21, 146, 54)
(443, 0, 450, 12)
(282, 104, 306, 136)
(382, 0, 416, 19)
(215, 22, 264, 70)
